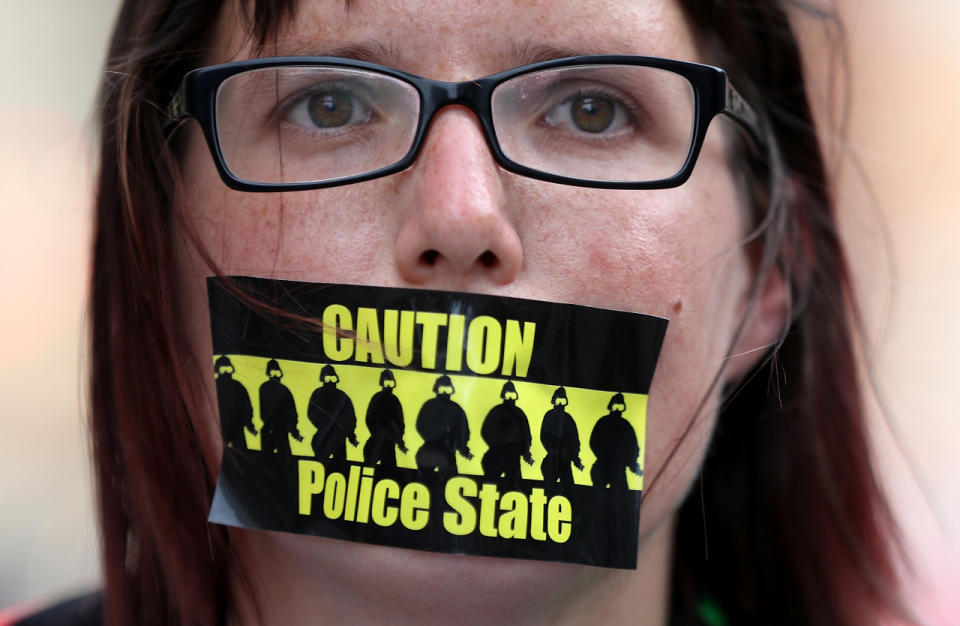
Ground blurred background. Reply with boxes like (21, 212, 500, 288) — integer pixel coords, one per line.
(0, 0, 957, 622)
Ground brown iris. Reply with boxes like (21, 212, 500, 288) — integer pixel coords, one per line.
(307, 90, 353, 128)
(570, 96, 614, 133)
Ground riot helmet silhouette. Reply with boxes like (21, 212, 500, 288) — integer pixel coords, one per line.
(415, 374, 472, 473)
(266, 358, 283, 378)
(214, 355, 256, 448)
(258, 359, 303, 454)
(379, 369, 396, 388)
(215, 355, 235, 376)
(308, 364, 358, 461)
(320, 364, 339, 385)
(589, 392, 641, 489)
(540, 386, 583, 488)
(480, 380, 533, 489)
(608, 392, 626, 412)
(363, 369, 407, 467)
(433, 375, 455, 395)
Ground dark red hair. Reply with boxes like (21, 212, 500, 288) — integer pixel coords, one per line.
(91, 1, 905, 624)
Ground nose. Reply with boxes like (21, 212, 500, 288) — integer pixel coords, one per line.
(394, 107, 523, 287)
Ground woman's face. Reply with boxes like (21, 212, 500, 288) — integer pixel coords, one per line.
(178, 0, 771, 618)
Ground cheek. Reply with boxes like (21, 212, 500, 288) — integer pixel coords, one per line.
(513, 168, 746, 323)
(177, 126, 400, 285)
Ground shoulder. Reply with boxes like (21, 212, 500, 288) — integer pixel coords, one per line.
(4, 591, 102, 626)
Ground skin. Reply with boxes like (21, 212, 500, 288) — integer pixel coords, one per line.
(176, 0, 788, 623)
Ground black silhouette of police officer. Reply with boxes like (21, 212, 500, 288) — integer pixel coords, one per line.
(258, 359, 303, 454)
(480, 381, 533, 488)
(308, 364, 358, 461)
(539, 387, 584, 488)
(589, 392, 642, 489)
(215, 355, 257, 448)
(363, 369, 408, 467)
(415, 375, 472, 473)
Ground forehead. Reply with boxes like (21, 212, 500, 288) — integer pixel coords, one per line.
(217, 0, 699, 77)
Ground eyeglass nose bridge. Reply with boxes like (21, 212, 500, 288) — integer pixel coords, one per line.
(423, 79, 487, 114)
(412, 79, 503, 165)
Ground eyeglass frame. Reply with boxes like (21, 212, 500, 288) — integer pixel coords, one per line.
(166, 54, 767, 192)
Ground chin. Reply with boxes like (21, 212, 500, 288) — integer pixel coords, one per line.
(244, 528, 610, 621)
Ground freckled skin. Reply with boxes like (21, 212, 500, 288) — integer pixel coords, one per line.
(176, 1, 785, 623)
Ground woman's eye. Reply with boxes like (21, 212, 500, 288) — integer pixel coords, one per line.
(308, 90, 354, 127)
(569, 96, 615, 133)
(543, 93, 630, 134)
(285, 88, 371, 130)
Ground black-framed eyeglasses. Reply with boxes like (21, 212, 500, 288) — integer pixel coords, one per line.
(167, 55, 765, 191)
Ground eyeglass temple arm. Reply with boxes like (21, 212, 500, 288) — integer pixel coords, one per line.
(164, 84, 189, 132)
(723, 82, 767, 151)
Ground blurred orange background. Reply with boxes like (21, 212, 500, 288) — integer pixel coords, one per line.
(1, 1, 957, 622)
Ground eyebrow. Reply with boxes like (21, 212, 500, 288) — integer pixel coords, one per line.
(510, 41, 609, 65)
(270, 40, 403, 65)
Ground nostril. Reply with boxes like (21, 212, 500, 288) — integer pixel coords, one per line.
(478, 250, 498, 268)
(420, 249, 440, 266)
(415, 249, 502, 270)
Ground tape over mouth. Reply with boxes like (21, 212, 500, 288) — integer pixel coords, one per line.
(207, 276, 667, 569)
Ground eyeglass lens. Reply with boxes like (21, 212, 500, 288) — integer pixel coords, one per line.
(214, 65, 696, 185)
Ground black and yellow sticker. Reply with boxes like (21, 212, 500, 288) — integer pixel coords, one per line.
(207, 277, 667, 569)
